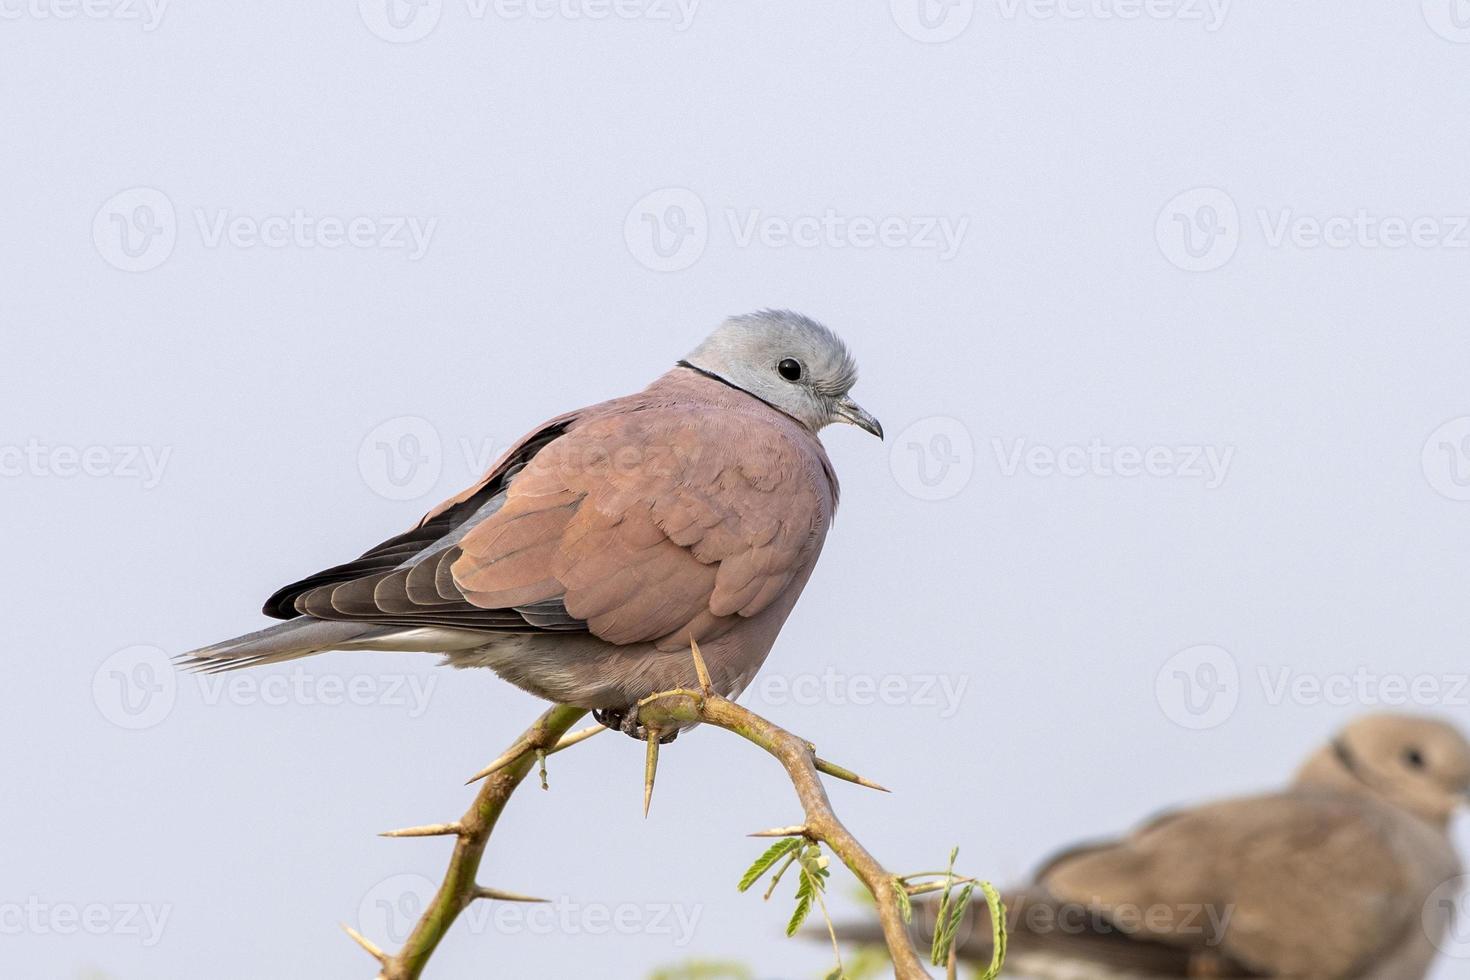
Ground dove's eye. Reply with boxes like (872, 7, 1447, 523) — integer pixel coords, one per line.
(1404, 748, 1426, 770)
(777, 358, 803, 382)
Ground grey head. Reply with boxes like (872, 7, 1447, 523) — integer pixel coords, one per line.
(1297, 713, 1470, 827)
(681, 310, 882, 438)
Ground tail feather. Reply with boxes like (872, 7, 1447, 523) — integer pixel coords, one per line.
(176, 619, 390, 673)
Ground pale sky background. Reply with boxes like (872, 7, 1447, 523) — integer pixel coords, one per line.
(4, 2, 1470, 978)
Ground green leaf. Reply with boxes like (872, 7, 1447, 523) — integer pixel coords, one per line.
(891, 879, 913, 924)
(977, 881, 1008, 980)
(737, 838, 801, 893)
(928, 847, 962, 966)
(786, 884, 813, 937)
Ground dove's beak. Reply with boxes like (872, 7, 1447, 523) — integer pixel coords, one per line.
(834, 396, 883, 440)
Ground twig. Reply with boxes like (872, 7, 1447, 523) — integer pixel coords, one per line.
(368, 704, 587, 980)
(354, 639, 946, 979)
(636, 686, 933, 980)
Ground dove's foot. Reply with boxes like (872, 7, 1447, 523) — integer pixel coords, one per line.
(593, 707, 679, 744)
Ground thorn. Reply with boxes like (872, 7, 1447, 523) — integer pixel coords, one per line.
(378, 823, 463, 839)
(813, 756, 890, 793)
(340, 923, 387, 964)
(536, 748, 549, 791)
(550, 723, 605, 754)
(471, 885, 549, 904)
(643, 728, 660, 818)
(689, 637, 714, 696)
(748, 825, 809, 838)
(466, 736, 534, 784)
(905, 878, 976, 897)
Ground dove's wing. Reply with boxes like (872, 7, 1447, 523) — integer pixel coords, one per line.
(1038, 791, 1419, 977)
(278, 402, 834, 650)
(261, 415, 577, 619)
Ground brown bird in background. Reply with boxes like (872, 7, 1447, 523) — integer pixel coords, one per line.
(855, 714, 1470, 978)
(179, 310, 882, 737)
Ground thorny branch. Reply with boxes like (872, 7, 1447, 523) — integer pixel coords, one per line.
(347, 643, 988, 980)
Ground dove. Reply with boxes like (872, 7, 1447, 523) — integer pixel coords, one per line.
(179, 310, 882, 737)
(852, 714, 1470, 978)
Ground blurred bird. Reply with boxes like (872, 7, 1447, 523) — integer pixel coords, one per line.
(848, 714, 1470, 978)
(179, 310, 882, 737)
